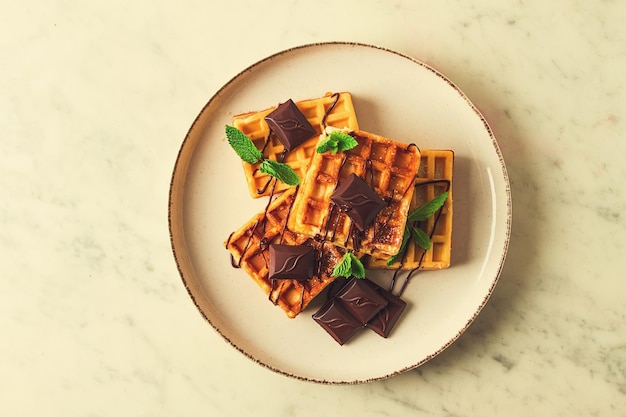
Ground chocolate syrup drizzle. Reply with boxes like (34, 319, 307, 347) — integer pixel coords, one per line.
(389, 178, 452, 296)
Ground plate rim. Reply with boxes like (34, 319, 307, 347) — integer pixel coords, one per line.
(168, 41, 512, 384)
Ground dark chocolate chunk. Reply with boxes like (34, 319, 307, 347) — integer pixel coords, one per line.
(331, 173, 386, 231)
(268, 244, 314, 281)
(264, 99, 316, 152)
(312, 298, 363, 345)
(365, 280, 407, 338)
(335, 277, 388, 325)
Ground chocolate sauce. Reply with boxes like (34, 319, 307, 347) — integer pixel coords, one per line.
(320, 92, 340, 129)
(389, 179, 452, 296)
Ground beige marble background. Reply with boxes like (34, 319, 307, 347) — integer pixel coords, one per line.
(1, 0, 625, 416)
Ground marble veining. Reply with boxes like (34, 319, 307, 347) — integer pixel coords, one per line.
(1, 0, 625, 416)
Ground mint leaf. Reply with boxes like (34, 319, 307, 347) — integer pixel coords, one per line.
(332, 254, 352, 277)
(350, 254, 366, 278)
(408, 191, 449, 222)
(225, 125, 263, 164)
(332, 131, 358, 152)
(259, 159, 300, 186)
(316, 131, 358, 154)
(411, 226, 431, 250)
(332, 252, 365, 278)
(386, 225, 411, 266)
(385, 191, 449, 265)
(316, 137, 338, 154)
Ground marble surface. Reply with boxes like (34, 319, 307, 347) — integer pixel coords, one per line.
(1, 0, 625, 415)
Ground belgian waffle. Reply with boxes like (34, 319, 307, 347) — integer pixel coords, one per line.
(224, 188, 345, 318)
(287, 130, 421, 257)
(364, 149, 454, 270)
(231, 92, 359, 198)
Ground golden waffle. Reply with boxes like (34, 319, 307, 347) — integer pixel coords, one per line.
(224, 188, 345, 318)
(232, 92, 359, 198)
(364, 149, 454, 270)
(287, 130, 421, 257)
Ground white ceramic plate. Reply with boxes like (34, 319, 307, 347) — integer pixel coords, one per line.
(169, 42, 511, 384)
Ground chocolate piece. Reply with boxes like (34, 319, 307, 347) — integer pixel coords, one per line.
(268, 244, 314, 281)
(264, 99, 316, 152)
(365, 280, 407, 338)
(335, 277, 388, 325)
(331, 173, 386, 231)
(312, 298, 363, 345)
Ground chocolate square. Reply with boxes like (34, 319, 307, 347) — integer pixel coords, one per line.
(268, 244, 314, 281)
(331, 173, 386, 231)
(264, 99, 316, 152)
(312, 298, 363, 345)
(365, 281, 407, 338)
(335, 277, 388, 325)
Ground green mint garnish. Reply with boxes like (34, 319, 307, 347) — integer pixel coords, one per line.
(259, 159, 300, 186)
(386, 191, 449, 265)
(316, 131, 358, 154)
(407, 191, 449, 222)
(411, 226, 432, 250)
(225, 125, 300, 186)
(332, 252, 365, 279)
(225, 125, 263, 164)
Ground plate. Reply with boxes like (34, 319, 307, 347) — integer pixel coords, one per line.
(169, 42, 511, 383)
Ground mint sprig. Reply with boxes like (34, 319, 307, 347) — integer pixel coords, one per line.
(225, 125, 300, 186)
(316, 131, 358, 154)
(386, 191, 449, 265)
(411, 226, 432, 250)
(407, 191, 449, 221)
(259, 159, 300, 186)
(225, 125, 263, 164)
(332, 252, 365, 279)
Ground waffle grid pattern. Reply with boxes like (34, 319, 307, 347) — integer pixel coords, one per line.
(365, 149, 454, 270)
(288, 130, 421, 257)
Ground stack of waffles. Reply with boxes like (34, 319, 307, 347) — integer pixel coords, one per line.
(224, 92, 454, 320)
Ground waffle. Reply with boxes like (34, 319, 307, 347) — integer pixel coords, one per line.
(287, 130, 421, 258)
(364, 149, 454, 270)
(224, 188, 345, 318)
(231, 92, 359, 198)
